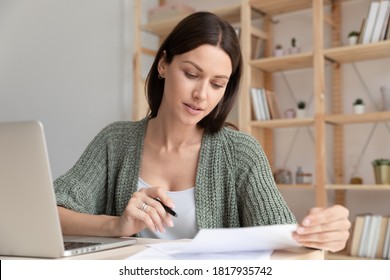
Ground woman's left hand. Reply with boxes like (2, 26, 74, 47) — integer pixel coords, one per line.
(292, 205, 351, 252)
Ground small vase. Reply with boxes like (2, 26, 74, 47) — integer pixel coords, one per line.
(348, 36, 358, 45)
(274, 49, 284, 57)
(296, 109, 306, 118)
(284, 108, 296, 119)
(353, 104, 365, 114)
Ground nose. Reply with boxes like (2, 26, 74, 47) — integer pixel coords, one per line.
(192, 81, 207, 101)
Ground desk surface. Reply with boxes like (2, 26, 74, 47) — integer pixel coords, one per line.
(0, 238, 324, 260)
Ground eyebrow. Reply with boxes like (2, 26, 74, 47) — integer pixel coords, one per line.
(182, 60, 230, 80)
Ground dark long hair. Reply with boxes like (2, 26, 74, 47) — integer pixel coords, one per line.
(145, 11, 242, 134)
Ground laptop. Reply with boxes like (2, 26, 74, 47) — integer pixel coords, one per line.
(0, 120, 136, 258)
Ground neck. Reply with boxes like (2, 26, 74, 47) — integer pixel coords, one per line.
(146, 116, 204, 151)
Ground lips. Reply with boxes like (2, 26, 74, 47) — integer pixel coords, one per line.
(184, 103, 203, 115)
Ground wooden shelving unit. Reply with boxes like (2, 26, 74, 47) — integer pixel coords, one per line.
(133, 0, 390, 260)
(251, 52, 313, 72)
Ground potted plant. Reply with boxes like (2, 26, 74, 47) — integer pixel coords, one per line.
(296, 100, 306, 118)
(274, 44, 284, 57)
(348, 31, 359, 45)
(372, 159, 390, 184)
(289, 37, 300, 54)
(353, 98, 365, 114)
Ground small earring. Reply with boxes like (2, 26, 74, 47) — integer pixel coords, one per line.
(158, 74, 164, 79)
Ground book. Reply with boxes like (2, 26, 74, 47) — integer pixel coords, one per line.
(376, 216, 389, 258)
(259, 88, 270, 120)
(349, 215, 366, 257)
(365, 215, 382, 258)
(265, 90, 282, 119)
(256, 88, 266, 120)
(371, 0, 390, 42)
(361, 1, 380, 44)
(251, 35, 265, 59)
(383, 219, 390, 259)
(250, 88, 261, 120)
(384, 10, 390, 39)
(379, 0, 390, 40)
(357, 214, 372, 257)
(358, 18, 367, 44)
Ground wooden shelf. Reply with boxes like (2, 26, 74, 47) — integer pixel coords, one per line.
(278, 184, 314, 190)
(250, 0, 312, 15)
(326, 184, 390, 190)
(324, 40, 390, 64)
(251, 52, 313, 72)
(250, 118, 314, 129)
(325, 251, 369, 260)
(142, 4, 241, 37)
(325, 111, 390, 125)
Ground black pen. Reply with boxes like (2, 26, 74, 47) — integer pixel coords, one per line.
(153, 198, 178, 217)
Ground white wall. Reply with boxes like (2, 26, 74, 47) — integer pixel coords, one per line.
(0, 0, 133, 178)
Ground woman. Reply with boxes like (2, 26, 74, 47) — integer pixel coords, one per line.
(54, 11, 350, 252)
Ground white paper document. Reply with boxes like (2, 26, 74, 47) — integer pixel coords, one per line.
(148, 224, 301, 255)
(128, 247, 272, 260)
(128, 224, 300, 260)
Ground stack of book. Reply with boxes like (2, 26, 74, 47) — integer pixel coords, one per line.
(359, 0, 390, 44)
(250, 88, 281, 121)
(348, 214, 390, 259)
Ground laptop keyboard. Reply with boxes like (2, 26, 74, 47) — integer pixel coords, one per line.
(64, 241, 102, 250)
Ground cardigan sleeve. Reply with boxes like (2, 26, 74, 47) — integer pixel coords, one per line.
(233, 132, 297, 226)
(53, 125, 112, 215)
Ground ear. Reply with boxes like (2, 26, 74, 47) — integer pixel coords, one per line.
(157, 51, 167, 75)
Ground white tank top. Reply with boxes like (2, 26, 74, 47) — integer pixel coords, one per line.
(137, 178, 198, 239)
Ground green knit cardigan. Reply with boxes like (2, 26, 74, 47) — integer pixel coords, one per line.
(54, 118, 296, 230)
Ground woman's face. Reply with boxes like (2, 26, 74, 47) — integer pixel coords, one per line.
(157, 44, 232, 127)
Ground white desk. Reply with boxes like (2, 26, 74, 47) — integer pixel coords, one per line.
(0, 238, 324, 260)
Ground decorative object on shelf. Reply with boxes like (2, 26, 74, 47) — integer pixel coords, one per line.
(372, 159, 390, 184)
(284, 108, 296, 119)
(274, 44, 284, 57)
(380, 86, 390, 111)
(301, 173, 312, 184)
(295, 166, 304, 184)
(350, 176, 363, 184)
(296, 100, 306, 118)
(348, 31, 359, 45)
(273, 169, 292, 184)
(353, 98, 365, 114)
(288, 37, 300, 54)
(147, 3, 195, 22)
(349, 154, 363, 184)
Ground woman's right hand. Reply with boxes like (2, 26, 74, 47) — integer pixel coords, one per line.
(114, 187, 175, 237)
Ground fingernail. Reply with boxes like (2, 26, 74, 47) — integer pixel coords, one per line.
(302, 219, 310, 226)
(168, 220, 174, 227)
(296, 226, 305, 234)
(292, 233, 299, 240)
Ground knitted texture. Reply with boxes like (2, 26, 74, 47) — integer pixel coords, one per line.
(54, 118, 297, 230)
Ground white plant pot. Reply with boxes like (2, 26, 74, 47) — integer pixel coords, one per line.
(296, 109, 306, 118)
(348, 36, 358, 45)
(353, 104, 365, 114)
(274, 49, 284, 57)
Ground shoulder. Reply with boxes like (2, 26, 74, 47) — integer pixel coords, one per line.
(96, 118, 147, 141)
(207, 127, 267, 166)
(218, 127, 263, 154)
(100, 118, 146, 135)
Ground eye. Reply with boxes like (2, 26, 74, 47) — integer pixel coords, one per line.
(211, 83, 224, 89)
(184, 72, 198, 79)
